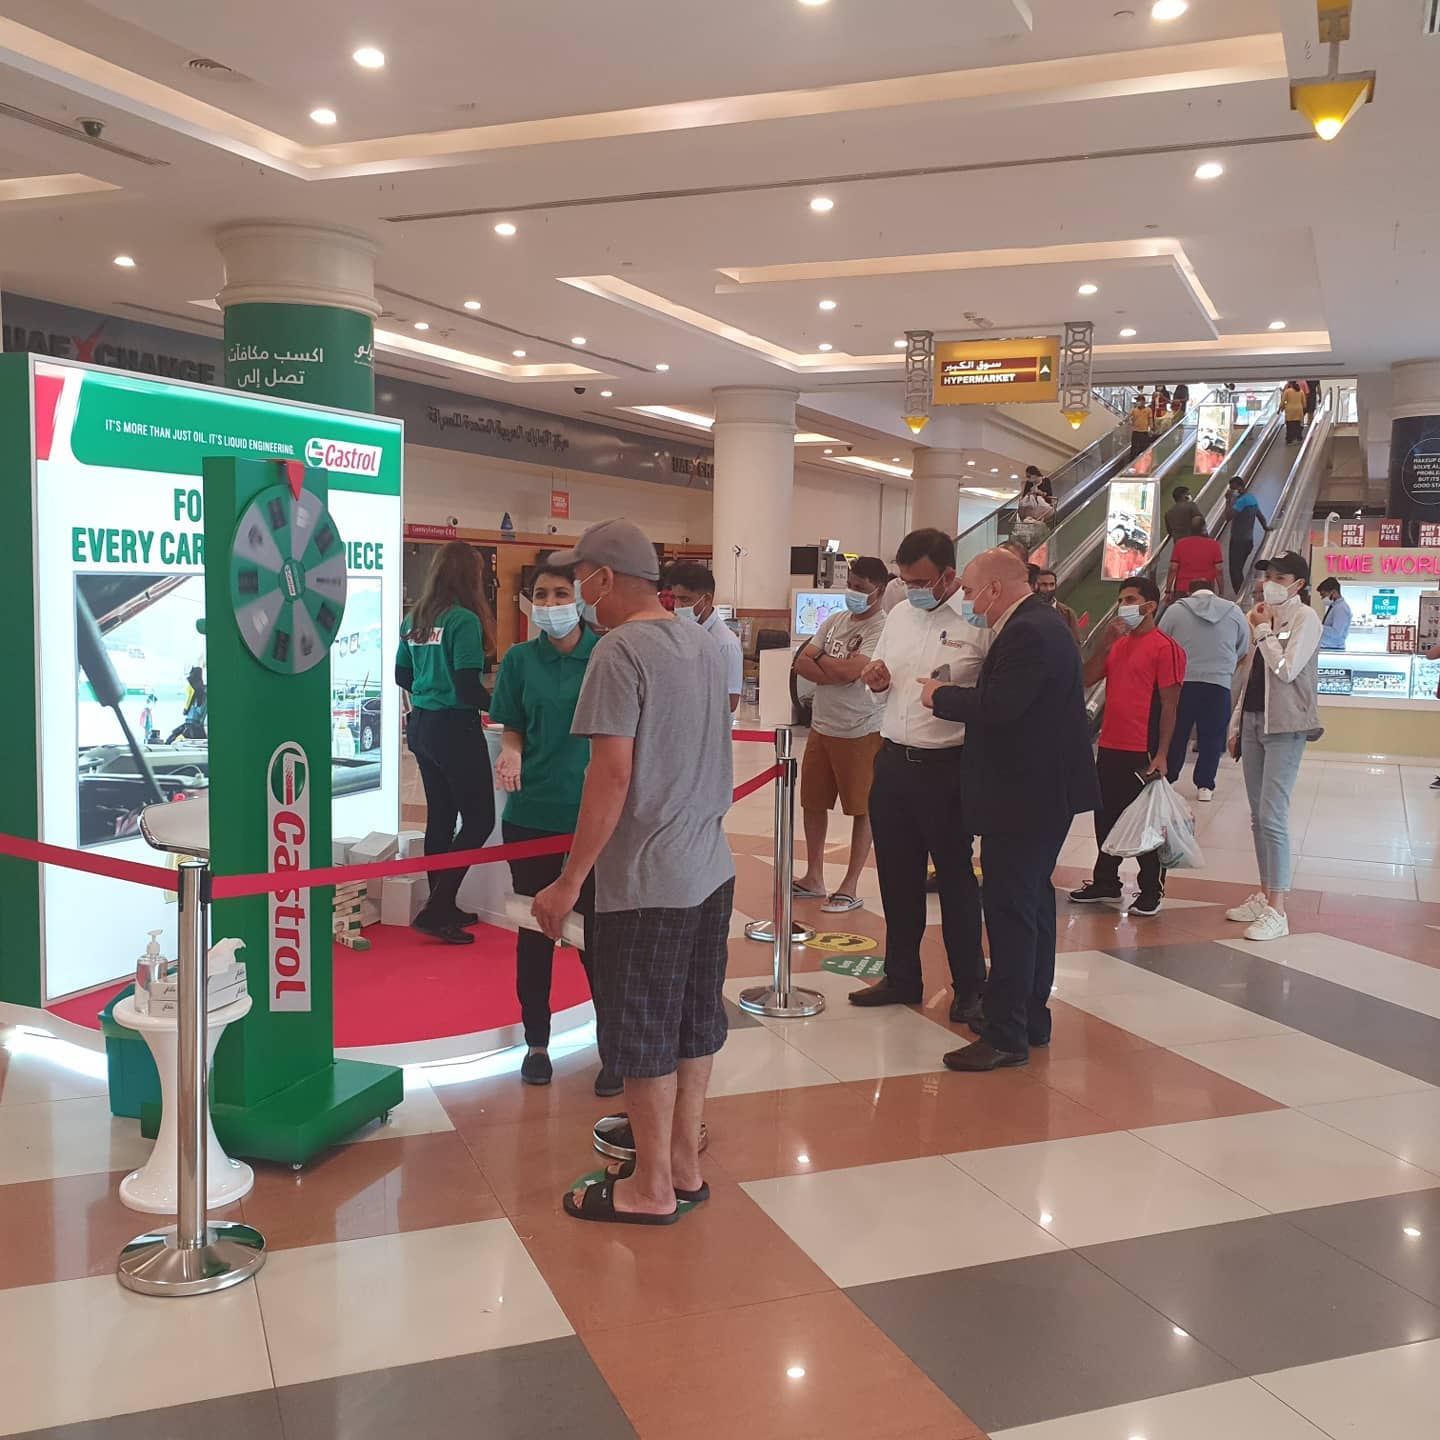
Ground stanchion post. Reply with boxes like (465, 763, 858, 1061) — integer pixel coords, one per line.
(117, 861, 267, 1296)
(740, 726, 825, 1018)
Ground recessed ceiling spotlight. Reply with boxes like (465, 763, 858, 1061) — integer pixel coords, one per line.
(413, 321, 429, 330)
(571, 336, 587, 346)
(1151, 0, 1187, 19)
(512, 348, 527, 358)
(1268, 319, 1287, 330)
(1078, 282, 1099, 296)
(798, 0, 830, 7)
(112, 254, 136, 268)
(463, 299, 482, 310)
(352, 46, 386, 68)
(818, 343, 833, 352)
(893, 338, 907, 349)
(818, 298, 837, 311)
(655, 362, 670, 371)
(966, 458, 976, 466)
(493, 221, 517, 237)
(1194, 160, 1225, 180)
(1403, 1226, 1423, 1238)
(1119, 327, 1138, 337)
(600, 389, 613, 397)
(809, 196, 834, 213)
(309, 107, 337, 125)
(823, 448, 834, 455)
(1010, 472, 1019, 480)
(990, 466, 1000, 473)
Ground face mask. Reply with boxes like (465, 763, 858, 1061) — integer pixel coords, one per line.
(958, 599, 989, 630)
(532, 602, 579, 638)
(1262, 580, 1296, 607)
(576, 570, 605, 628)
(906, 586, 941, 612)
(673, 605, 699, 624)
(1118, 604, 1143, 628)
(844, 589, 872, 615)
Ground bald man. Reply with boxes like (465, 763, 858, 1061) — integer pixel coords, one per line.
(919, 548, 1100, 1070)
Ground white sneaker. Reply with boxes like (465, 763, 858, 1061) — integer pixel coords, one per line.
(1226, 892, 1268, 923)
(1196, 788, 1214, 802)
(1244, 906, 1290, 941)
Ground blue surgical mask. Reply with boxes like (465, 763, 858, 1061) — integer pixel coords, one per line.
(532, 602, 579, 639)
(844, 589, 871, 615)
(1118, 603, 1143, 628)
(674, 605, 699, 624)
(906, 587, 940, 612)
(959, 599, 989, 630)
(576, 570, 604, 628)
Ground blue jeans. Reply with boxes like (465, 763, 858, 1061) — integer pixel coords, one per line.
(1240, 711, 1306, 892)
(1167, 681, 1231, 791)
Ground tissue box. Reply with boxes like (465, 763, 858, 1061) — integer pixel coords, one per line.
(142, 966, 248, 1016)
(333, 836, 362, 865)
(397, 830, 425, 859)
(349, 831, 398, 866)
(381, 874, 428, 925)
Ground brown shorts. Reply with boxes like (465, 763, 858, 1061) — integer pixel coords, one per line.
(800, 729, 883, 817)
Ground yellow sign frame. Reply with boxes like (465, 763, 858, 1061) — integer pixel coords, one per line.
(933, 337, 1060, 406)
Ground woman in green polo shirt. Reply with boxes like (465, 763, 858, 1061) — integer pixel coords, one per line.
(490, 559, 615, 1093)
(396, 542, 496, 946)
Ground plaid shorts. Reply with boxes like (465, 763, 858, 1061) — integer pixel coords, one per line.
(591, 878, 736, 1079)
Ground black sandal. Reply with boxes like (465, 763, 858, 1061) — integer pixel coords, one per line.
(563, 1177, 680, 1226)
(606, 1160, 710, 1205)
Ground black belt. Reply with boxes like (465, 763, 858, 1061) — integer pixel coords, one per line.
(883, 739, 964, 764)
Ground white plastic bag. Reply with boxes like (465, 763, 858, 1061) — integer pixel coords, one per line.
(1102, 777, 1205, 870)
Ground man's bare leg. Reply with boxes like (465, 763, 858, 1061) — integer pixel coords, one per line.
(575, 1072, 677, 1216)
(670, 1055, 713, 1194)
(796, 807, 829, 894)
(836, 814, 873, 901)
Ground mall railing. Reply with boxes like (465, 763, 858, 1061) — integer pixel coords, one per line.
(1252, 390, 1336, 582)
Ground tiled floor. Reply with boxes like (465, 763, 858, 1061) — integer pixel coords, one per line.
(3, 743, 1440, 1437)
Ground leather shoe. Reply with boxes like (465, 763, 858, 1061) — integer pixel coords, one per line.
(849, 980, 922, 1008)
(950, 995, 984, 1025)
(943, 1040, 1028, 1072)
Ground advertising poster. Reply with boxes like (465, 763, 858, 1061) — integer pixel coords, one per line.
(1101, 478, 1158, 581)
(1340, 522, 1367, 547)
(1379, 519, 1404, 546)
(1193, 403, 1233, 476)
(26, 360, 403, 1000)
(1388, 415, 1440, 532)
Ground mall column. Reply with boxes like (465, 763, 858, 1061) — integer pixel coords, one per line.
(911, 449, 965, 535)
(215, 222, 379, 412)
(1386, 359, 1440, 545)
(711, 386, 798, 616)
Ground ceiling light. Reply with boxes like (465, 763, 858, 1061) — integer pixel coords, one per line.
(463, 299, 482, 310)
(655, 362, 670, 372)
(413, 321, 429, 331)
(795, 1153, 811, 1164)
(892, 457, 902, 463)
(809, 196, 834, 213)
(512, 349, 527, 358)
(309, 107, 337, 126)
(1268, 319, 1287, 330)
(966, 459, 976, 466)
(1039, 1212, 1054, 1225)
(1194, 160, 1224, 180)
(787, 1366, 807, 1380)
(798, 0, 830, 6)
(352, 46, 386, 68)
(1403, 1226, 1423, 1238)
(824, 448, 834, 455)
(493, 221, 517, 237)
(571, 336, 587, 346)
(112, 254, 136, 268)
(893, 338, 906, 349)
(818, 299, 837, 311)
(818, 343, 833, 352)
(600, 389, 613, 398)
(1077, 283, 1099, 296)
(1290, 74, 1375, 142)
(990, 467, 1000, 473)
(1173, 1327, 1189, 1337)
(1010, 473, 1019, 480)
(1119, 327, 1138, 338)
(1150, 0, 1186, 18)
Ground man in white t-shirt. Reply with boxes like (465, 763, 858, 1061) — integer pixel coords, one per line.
(791, 557, 890, 912)
(665, 561, 744, 712)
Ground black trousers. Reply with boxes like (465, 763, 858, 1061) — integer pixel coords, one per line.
(1228, 539, 1254, 595)
(1285, 419, 1303, 443)
(1166, 681, 1231, 792)
(1130, 430, 1150, 461)
(1092, 747, 1165, 895)
(868, 742, 984, 1000)
(503, 820, 595, 1049)
(406, 707, 495, 914)
(979, 820, 1070, 1056)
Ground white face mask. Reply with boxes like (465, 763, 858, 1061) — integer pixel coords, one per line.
(1118, 603, 1143, 629)
(1262, 580, 1296, 607)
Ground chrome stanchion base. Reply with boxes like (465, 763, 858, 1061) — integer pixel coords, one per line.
(117, 1221, 266, 1297)
(592, 1113, 710, 1161)
(744, 918, 815, 944)
(737, 985, 826, 1019)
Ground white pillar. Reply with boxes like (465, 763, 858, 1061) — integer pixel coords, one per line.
(910, 448, 964, 535)
(711, 386, 797, 611)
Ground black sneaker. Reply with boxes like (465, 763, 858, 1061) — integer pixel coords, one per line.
(1129, 891, 1163, 917)
(1068, 883, 1123, 904)
(1431, 776, 1440, 789)
(520, 1051, 553, 1086)
(412, 908, 476, 945)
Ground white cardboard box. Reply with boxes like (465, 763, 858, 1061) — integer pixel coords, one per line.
(333, 836, 362, 865)
(360, 899, 382, 928)
(350, 831, 398, 865)
(397, 830, 425, 859)
(381, 874, 428, 925)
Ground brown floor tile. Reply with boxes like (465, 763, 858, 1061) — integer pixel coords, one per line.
(514, 1175, 836, 1335)
(433, 1045, 617, 1130)
(703, 1082, 935, 1180)
(857, 1069, 1116, 1154)
(461, 1112, 620, 1216)
(1321, 919, 1440, 967)
(583, 1291, 980, 1439)
(1038, 1002, 1158, 1060)
(1034, 1045, 1283, 1129)
(239, 1131, 501, 1249)
(1317, 891, 1440, 926)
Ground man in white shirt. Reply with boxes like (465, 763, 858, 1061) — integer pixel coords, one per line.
(851, 528, 991, 1021)
(666, 562, 744, 712)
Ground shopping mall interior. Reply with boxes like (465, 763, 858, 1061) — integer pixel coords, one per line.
(2, 1, 1440, 1436)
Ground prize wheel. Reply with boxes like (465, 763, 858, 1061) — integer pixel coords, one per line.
(230, 483, 347, 674)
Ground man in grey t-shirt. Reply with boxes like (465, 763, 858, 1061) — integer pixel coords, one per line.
(534, 517, 734, 1229)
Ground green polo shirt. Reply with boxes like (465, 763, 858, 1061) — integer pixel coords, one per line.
(487, 627, 598, 831)
(396, 605, 486, 711)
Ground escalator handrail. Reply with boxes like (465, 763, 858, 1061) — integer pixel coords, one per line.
(1254, 391, 1335, 573)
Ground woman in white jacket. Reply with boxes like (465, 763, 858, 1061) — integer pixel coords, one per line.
(1225, 551, 1322, 941)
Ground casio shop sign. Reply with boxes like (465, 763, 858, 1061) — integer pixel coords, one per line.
(304, 436, 382, 476)
(268, 741, 312, 1013)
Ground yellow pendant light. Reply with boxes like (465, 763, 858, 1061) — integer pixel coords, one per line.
(902, 415, 931, 435)
(1290, 74, 1374, 140)
(1063, 408, 1089, 430)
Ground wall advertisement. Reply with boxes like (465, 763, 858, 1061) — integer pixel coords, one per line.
(1193, 403, 1233, 476)
(1388, 414, 1440, 541)
(1101, 478, 1159, 581)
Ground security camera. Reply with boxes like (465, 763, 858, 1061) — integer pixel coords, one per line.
(79, 117, 105, 139)
(547, 524, 558, 534)
(446, 514, 459, 526)
(845, 444, 854, 452)
(573, 386, 587, 395)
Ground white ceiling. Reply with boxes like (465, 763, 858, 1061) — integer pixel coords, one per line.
(0, 0, 1434, 482)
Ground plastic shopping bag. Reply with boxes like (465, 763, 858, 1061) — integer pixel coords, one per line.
(1102, 776, 1205, 871)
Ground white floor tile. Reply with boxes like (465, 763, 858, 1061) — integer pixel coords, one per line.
(1173, 1032, 1431, 1107)
(774, 1007, 954, 1081)
(1302, 1089, 1440, 1174)
(727, 969, 886, 1024)
(991, 1377, 1330, 1440)
(743, 1155, 1060, 1287)
(0, 1039, 109, 1107)
(347, 1071, 455, 1144)
(1049, 950, 1184, 1002)
(706, 1025, 839, 1096)
(1289, 862, 1417, 900)
(1415, 868, 1440, 903)
(1066, 988, 1293, 1047)
(1257, 1338, 1440, 1439)
(257, 1220, 571, 1386)
(0, 1095, 152, 1186)
(0, 1273, 272, 1435)
(949, 1130, 1264, 1248)
(1134, 1108, 1440, 1212)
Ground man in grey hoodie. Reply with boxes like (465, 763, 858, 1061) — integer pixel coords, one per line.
(1160, 580, 1250, 799)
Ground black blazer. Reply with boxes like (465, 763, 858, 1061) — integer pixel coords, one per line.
(932, 595, 1100, 835)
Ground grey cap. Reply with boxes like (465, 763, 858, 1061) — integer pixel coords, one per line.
(548, 517, 659, 581)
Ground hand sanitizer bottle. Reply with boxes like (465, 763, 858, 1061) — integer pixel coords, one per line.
(134, 930, 169, 1015)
